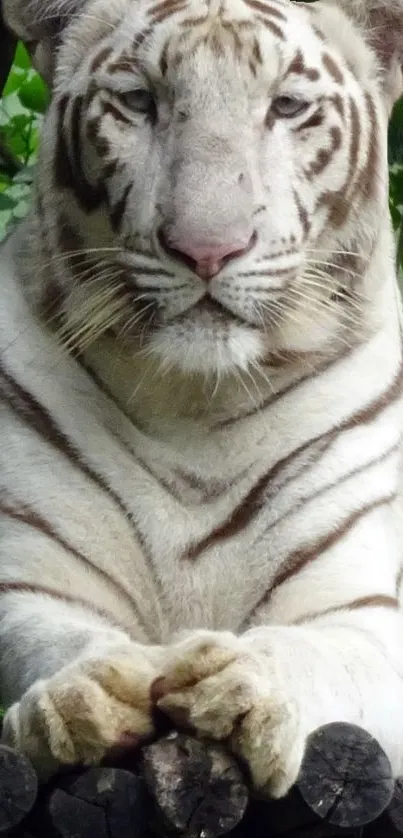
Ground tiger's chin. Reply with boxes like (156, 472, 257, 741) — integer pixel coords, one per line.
(145, 318, 266, 377)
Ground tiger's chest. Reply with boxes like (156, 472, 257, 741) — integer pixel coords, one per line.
(1, 247, 401, 645)
(72, 399, 399, 643)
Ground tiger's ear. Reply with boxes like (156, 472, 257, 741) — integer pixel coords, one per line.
(2, 0, 85, 82)
(324, 0, 403, 106)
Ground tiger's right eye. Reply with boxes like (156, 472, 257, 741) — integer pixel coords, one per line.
(120, 89, 157, 120)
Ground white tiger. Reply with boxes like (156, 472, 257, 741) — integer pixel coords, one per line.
(1, 0, 403, 797)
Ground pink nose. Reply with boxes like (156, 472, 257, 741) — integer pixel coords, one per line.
(158, 230, 256, 280)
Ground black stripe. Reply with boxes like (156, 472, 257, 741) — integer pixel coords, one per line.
(293, 594, 399, 625)
(109, 184, 132, 232)
(0, 580, 118, 623)
(257, 494, 396, 610)
(185, 357, 403, 559)
(0, 363, 161, 634)
(0, 497, 140, 628)
(54, 94, 105, 213)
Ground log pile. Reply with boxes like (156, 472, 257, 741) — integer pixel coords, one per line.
(0, 723, 402, 838)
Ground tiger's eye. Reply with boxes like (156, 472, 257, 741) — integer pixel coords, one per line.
(120, 89, 157, 120)
(271, 96, 310, 118)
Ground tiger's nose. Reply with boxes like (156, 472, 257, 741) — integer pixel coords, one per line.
(158, 230, 257, 280)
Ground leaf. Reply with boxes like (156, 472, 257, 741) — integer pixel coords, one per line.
(0, 193, 17, 210)
(2, 68, 27, 98)
(389, 201, 402, 230)
(12, 168, 35, 185)
(13, 43, 32, 71)
(18, 75, 49, 114)
(389, 99, 403, 165)
(12, 198, 30, 219)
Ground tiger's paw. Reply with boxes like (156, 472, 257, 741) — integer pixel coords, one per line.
(152, 630, 305, 798)
(2, 643, 160, 779)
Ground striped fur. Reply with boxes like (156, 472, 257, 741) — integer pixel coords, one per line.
(1, 0, 403, 795)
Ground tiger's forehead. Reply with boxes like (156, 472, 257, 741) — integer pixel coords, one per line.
(58, 0, 361, 101)
(103, 0, 326, 86)
(125, 0, 316, 48)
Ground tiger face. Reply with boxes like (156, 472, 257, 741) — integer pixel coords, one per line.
(15, 0, 398, 373)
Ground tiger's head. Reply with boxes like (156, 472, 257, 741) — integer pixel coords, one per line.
(4, 0, 403, 376)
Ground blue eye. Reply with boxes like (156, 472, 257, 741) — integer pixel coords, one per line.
(120, 89, 157, 118)
(272, 96, 309, 118)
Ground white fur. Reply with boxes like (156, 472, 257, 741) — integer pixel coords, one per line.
(1, 0, 403, 793)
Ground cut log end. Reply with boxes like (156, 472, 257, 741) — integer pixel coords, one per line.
(384, 776, 403, 835)
(44, 767, 150, 838)
(0, 744, 38, 833)
(142, 732, 249, 838)
(298, 722, 394, 829)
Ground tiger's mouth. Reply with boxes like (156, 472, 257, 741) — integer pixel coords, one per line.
(185, 295, 251, 325)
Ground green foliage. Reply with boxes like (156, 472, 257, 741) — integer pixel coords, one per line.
(0, 43, 403, 267)
(0, 43, 48, 238)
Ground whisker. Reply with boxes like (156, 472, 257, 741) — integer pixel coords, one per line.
(305, 248, 365, 259)
(305, 259, 363, 281)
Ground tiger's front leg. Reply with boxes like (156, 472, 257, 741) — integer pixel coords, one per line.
(154, 612, 403, 798)
(0, 592, 166, 779)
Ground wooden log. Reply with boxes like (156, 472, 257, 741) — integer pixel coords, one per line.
(42, 767, 150, 838)
(297, 723, 394, 829)
(386, 778, 403, 835)
(0, 744, 38, 834)
(10, 722, 398, 838)
(366, 778, 403, 837)
(142, 731, 249, 838)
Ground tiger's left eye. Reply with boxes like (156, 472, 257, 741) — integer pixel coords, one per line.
(120, 89, 157, 118)
(271, 96, 310, 118)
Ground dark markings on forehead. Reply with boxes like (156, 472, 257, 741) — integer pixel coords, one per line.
(182, 15, 208, 26)
(305, 125, 342, 179)
(286, 50, 320, 82)
(90, 45, 113, 74)
(159, 14, 265, 76)
(206, 31, 226, 57)
(322, 52, 344, 85)
(149, 0, 188, 23)
(243, 0, 286, 20)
